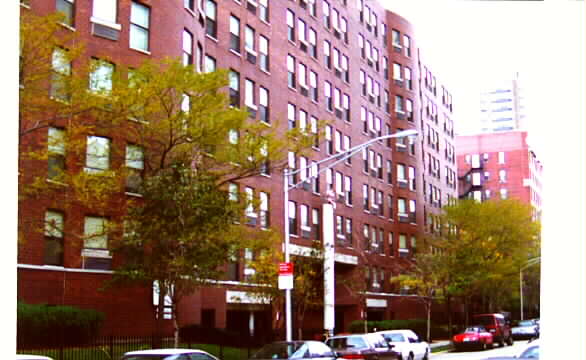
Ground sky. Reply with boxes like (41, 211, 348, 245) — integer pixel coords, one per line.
(379, 0, 580, 154)
(377, 1, 585, 357)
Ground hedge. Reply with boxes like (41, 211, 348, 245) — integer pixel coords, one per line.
(348, 319, 451, 340)
(17, 302, 105, 348)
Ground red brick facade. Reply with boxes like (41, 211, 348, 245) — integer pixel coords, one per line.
(456, 131, 543, 219)
(18, 0, 458, 338)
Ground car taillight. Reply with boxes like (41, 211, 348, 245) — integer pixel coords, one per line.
(341, 354, 366, 360)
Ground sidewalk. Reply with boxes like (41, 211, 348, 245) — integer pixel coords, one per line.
(429, 340, 451, 350)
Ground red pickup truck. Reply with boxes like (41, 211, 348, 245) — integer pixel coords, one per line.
(472, 313, 514, 347)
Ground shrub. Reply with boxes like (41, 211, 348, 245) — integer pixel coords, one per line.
(17, 302, 105, 348)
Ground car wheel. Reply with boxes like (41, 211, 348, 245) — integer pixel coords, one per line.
(422, 350, 429, 360)
(499, 338, 505, 347)
(481, 342, 487, 351)
(407, 353, 414, 360)
(507, 336, 514, 346)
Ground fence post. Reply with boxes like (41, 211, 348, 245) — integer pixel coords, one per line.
(219, 344, 224, 360)
(109, 335, 114, 359)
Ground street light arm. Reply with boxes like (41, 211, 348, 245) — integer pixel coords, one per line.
(286, 130, 418, 188)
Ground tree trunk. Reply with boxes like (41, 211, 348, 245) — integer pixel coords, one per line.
(464, 297, 470, 327)
(426, 301, 431, 342)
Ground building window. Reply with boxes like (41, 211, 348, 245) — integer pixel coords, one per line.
(405, 67, 412, 90)
(229, 70, 240, 107)
(323, 41, 331, 69)
(287, 103, 297, 129)
(44, 210, 64, 266)
(298, 19, 307, 46)
(245, 78, 256, 110)
(83, 216, 109, 254)
(499, 169, 507, 183)
(85, 136, 110, 173)
(130, 2, 150, 52)
(309, 28, 317, 58)
(204, 55, 216, 73)
(309, 71, 318, 102)
(288, 201, 298, 236)
(47, 127, 66, 180)
(388, 194, 394, 219)
(183, 30, 194, 66)
(500, 188, 508, 199)
(56, 0, 75, 27)
(287, 10, 295, 42)
(287, 55, 296, 88)
(392, 29, 401, 49)
(245, 187, 257, 223)
(205, 0, 217, 38)
(229, 15, 241, 53)
(92, 0, 117, 25)
(259, 35, 269, 71)
(259, 87, 269, 124)
(498, 151, 505, 164)
(259, 0, 269, 22)
(259, 191, 270, 228)
(89, 59, 114, 94)
(408, 166, 416, 191)
(228, 183, 238, 201)
(324, 81, 332, 111)
(244, 25, 256, 53)
(403, 34, 411, 56)
(125, 144, 144, 193)
(323, 1, 330, 28)
(50, 48, 71, 101)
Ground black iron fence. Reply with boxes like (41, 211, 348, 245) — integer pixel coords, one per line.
(17, 335, 261, 360)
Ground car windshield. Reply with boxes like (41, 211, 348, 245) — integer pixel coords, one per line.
(517, 320, 534, 327)
(326, 336, 367, 349)
(251, 343, 305, 359)
(382, 333, 405, 342)
(464, 327, 484, 333)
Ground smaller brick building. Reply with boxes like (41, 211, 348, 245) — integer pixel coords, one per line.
(456, 131, 543, 220)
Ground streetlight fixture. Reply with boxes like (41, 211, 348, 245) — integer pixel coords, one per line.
(520, 257, 540, 320)
(282, 129, 418, 341)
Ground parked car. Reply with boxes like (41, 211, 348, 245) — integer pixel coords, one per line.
(16, 356, 54, 360)
(250, 341, 336, 360)
(511, 320, 539, 340)
(122, 348, 221, 360)
(452, 325, 494, 351)
(375, 329, 430, 360)
(472, 313, 513, 347)
(325, 333, 401, 360)
(482, 339, 539, 359)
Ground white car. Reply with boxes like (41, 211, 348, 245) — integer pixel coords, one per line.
(375, 330, 430, 360)
(122, 348, 221, 360)
(16, 356, 54, 360)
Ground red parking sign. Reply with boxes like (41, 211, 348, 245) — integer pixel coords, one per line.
(279, 262, 293, 275)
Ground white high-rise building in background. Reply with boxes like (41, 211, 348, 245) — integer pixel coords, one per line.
(478, 72, 525, 133)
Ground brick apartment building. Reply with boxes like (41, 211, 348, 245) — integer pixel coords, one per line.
(456, 131, 543, 220)
(18, 0, 457, 338)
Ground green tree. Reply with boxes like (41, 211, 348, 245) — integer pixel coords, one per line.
(106, 60, 317, 346)
(426, 199, 540, 326)
(390, 248, 450, 342)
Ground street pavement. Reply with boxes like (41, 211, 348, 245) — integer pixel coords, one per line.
(431, 340, 531, 360)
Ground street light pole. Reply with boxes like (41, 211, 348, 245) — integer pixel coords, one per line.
(520, 257, 540, 321)
(282, 129, 418, 341)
